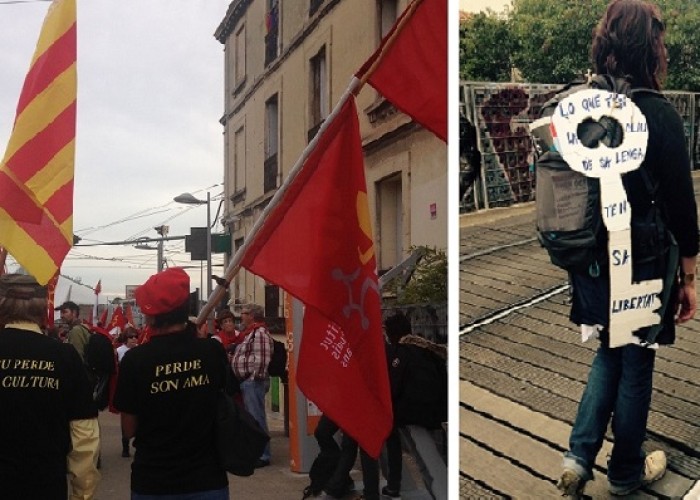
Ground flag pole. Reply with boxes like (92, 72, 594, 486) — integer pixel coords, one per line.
(0, 248, 6, 276)
(195, 76, 362, 324)
(93, 289, 99, 327)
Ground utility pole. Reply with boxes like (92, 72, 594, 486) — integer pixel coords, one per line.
(154, 225, 169, 272)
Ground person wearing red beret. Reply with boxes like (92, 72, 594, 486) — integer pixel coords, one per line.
(113, 268, 231, 499)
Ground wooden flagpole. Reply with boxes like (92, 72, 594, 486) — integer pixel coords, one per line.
(0, 248, 7, 276)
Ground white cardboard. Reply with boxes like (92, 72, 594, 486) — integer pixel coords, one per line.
(550, 88, 661, 348)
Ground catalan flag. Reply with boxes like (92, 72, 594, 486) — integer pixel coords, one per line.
(0, 0, 77, 285)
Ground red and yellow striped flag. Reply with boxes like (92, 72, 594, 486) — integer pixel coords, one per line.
(0, 0, 76, 285)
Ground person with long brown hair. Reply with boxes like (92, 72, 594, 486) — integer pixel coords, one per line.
(558, 0, 698, 497)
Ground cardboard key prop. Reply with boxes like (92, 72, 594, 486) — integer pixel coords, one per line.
(550, 88, 660, 348)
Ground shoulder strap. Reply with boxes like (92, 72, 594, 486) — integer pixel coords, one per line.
(629, 87, 665, 99)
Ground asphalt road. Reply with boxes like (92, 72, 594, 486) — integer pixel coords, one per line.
(94, 409, 311, 499)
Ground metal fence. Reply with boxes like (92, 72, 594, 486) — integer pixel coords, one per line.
(460, 81, 700, 213)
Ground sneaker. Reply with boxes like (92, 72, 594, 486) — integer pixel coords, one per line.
(557, 469, 585, 498)
(609, 450, 667, 496)
(381, 486, 400, 498)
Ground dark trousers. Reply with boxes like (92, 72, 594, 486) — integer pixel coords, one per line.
(314, 414, 341, 455)
(325, 432, 379, 500)
(385, 427, 402, 491)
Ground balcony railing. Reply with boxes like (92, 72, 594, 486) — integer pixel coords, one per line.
(307, 121, 323, 143)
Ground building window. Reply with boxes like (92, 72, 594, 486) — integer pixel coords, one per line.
(232, 126, 246, 203)
(264, 94, 279, 193)
(310, 0, 323, 16)
(265, 0, 279, 66)
(234, 24, 246, 88)
(308, 46, 328, 141)
(376, 174, 403, 273)
(380, 0, 398, 38)
(265, 284, 280, 319)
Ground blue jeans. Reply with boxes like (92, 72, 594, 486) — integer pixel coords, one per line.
(132, 487, 228, 500)
(564, 344, 655, 490)
(241, 378, 271, 461)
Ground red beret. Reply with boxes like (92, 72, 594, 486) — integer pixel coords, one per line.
(135, 267, 190, 315)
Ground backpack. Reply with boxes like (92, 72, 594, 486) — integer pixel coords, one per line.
(267, 337, 288, 382)
(83, 329, 115, 410)
(216, 391, 270, 476)
(530, 74, 669, 276)
(84, 330, 116, 375)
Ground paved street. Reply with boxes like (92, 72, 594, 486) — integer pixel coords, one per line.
(95, 408, 310, 499)
(459, 172, 700, 499)
(94, 400, 434, 499)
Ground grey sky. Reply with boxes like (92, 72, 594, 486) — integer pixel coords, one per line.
(459, 0, 511, 13)
(0, 0, 230, 306)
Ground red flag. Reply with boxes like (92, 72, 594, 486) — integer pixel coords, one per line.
(94, 279, 101, 295)
(46, 272, 60, 327)
(125, 303, 135, 326)
(98, 307, 108, 326)
(108, 305, 127, 331)
(356, 0, 446, 142)
(240, 97, 391, 457)
(0, 0, 77, 284)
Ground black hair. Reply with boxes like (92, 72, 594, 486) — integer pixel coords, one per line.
(151, 301, 190, 328)
(384, 311, 411, 343)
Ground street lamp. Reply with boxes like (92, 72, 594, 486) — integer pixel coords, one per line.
(173, 192, 212, 304)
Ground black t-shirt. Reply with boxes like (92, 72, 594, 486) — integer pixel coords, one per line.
(0, 327, 96, 499)
(114, 331, 229, 495)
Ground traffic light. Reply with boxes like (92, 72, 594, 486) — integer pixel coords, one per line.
(184, 227, 208, 261)
(185, 229, 231, 261)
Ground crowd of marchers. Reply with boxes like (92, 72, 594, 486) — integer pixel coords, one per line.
(0, 266, 447, 500)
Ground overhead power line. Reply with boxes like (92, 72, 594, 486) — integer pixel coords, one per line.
(0, 0, 51, 4)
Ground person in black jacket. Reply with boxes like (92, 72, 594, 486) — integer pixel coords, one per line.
(558, 1, 698, 497)
(383, 311, 447, 498)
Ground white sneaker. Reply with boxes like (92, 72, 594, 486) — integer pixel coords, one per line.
(557, 469, 586, 498)
(609, 450, 667, 496)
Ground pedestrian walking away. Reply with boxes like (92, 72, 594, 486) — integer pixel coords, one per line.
(113, 267, 231, 499)
(554, 1, 699, 497)
(0, 273, 100, 499)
